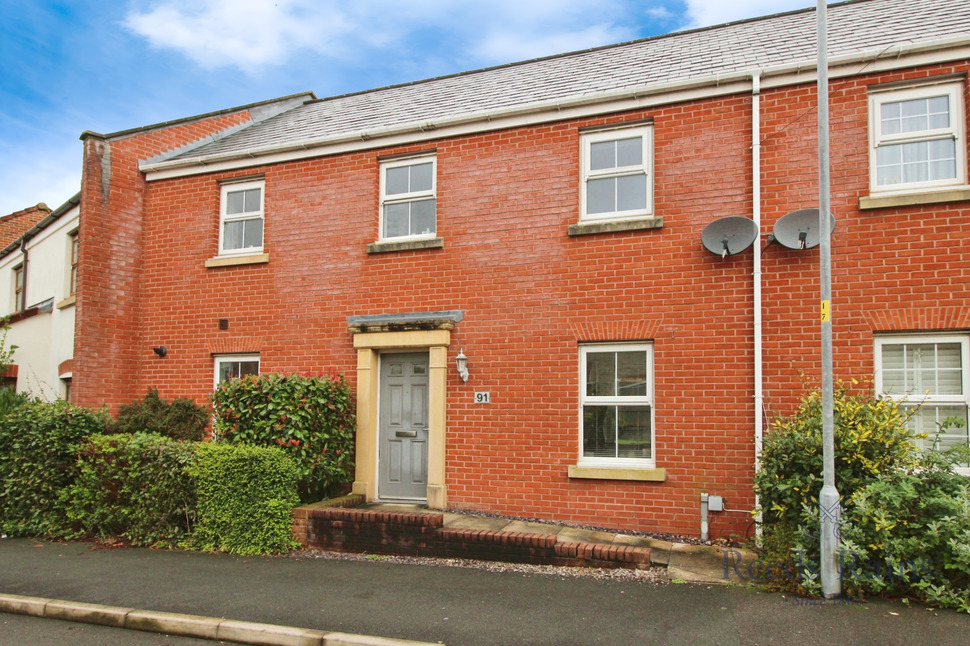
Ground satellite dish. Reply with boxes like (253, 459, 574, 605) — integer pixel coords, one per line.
(773, 208, 836, 250)
(701, 216, 759, 259)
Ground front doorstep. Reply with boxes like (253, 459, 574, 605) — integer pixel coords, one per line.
(291, 498, 651, 570)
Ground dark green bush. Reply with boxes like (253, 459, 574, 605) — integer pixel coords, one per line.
(0, 386, 29, 418)
(211, 373, 355, 502)
(755, 381, 921, 527)
(109, 388, 208, 441)
(61, 433, 198, 546)
(189, 443, 300, 555)
(839, 458, 970, 612)
(0, 400, 108, 536)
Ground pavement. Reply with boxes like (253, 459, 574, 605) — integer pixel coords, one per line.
(1, 519, 968, 645)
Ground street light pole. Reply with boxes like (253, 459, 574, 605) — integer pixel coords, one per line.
(817, 0, 841, 599)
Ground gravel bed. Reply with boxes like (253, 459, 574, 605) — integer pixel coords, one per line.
(288, 549, 669, 583)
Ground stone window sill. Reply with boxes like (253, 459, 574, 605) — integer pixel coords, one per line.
(56, 295, 76, 310)
(568, 217, 663, 237)
(568, 465, 666, 482)
(859, 186, 970, 210)
(367, 237, 444, 254)
(205, 253, 270, 268)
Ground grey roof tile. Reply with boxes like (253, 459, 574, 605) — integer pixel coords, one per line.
(168, 0, 970, 163)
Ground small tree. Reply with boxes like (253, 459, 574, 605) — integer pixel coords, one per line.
(0, 316, 15, 375)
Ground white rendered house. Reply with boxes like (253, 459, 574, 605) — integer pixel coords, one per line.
(0, 194, 79, 400)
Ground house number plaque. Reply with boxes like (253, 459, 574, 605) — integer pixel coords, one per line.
(474, 392, 491, 404)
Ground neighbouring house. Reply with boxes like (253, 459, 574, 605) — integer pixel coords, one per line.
(68, 0, 970, 537)
(0, 197, 79, 398)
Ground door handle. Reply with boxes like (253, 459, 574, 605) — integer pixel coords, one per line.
(395, 430, 417, 438)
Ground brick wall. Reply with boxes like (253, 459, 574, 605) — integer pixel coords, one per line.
(90, 60, 970, 537)
(74, 111, 254, 411)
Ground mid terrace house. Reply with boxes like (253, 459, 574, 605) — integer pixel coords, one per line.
(22, 0, 967, 538)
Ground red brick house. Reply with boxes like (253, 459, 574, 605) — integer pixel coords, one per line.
(72, 0, 970, 537)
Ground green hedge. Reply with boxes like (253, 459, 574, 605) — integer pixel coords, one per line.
(211, 373, 355, 502)
(109, 389, 208, 442)
(61, 433, 197, 546)
(0, 400, 108, 536)
(189, 443, 300, 555)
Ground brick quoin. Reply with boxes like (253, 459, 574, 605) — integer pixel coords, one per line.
(76, 60, 970, 538)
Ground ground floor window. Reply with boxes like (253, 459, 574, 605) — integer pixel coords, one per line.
(214, 354, 260, 387)
(875, 335, 970, 474)
(579, 343, 654, 468)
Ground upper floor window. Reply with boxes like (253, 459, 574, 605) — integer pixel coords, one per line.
(69, 230, 79, 297)
(869, 81, 966, 193)
(219, 180, 264, 255)
(875, 335, 970, 475)
(13, 264, 24, 312)
(579, 343, 655, 468)
(379, 155, 436, 240)
(580, 125, 652, 222)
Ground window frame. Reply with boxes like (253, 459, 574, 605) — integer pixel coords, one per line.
(218, 179, 265, 257)
(874, 334, 970, 475)
(68, 229, 79, 297)
(213, 353, 260, 389)
(378, 154, 437, 242)
(12, 263, 24, 312)
(579, 125, 653, 223)
(578, 342, 655, 469)
(868, 81, 966, 195)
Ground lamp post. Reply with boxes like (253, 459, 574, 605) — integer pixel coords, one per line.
(817, 0, 841, 600)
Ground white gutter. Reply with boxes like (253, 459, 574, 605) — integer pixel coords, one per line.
(751, 71, 764, 534)
(142, 35, 970, 180)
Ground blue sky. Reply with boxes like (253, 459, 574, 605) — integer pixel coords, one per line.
(0, 0, 816, 216)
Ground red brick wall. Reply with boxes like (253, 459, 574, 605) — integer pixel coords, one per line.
(99, 60, 970, 537)
(74, 112, 255, 411)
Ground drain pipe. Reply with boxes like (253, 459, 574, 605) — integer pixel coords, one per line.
(752, 71, 765, 537)
(700, 493, 710, 541)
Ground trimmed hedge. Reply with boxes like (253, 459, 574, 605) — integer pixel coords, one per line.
(211, 373, 355, 502)
(61, 433, 197, 546)
(189, 443, 300, 555)
(0, 400, 108, 537)
(109, 389, 209, 442)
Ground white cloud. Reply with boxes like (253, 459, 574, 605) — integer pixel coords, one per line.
(0, 145, 81, 219)
(683, 0, 816, 29)
(124, 0, 641, 73)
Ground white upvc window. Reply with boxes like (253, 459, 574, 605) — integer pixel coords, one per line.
(219, 180, 264, 255)
(12, 263, 25, 312)
(580, 125, 652, 222)
(875, 335, 970, 475)
(869, 82, 966, 194)
(213, 354, 260, 388)
(68, 230, 79, 297)
(379, 155, 436, 241)
(579, 343, 655, 468)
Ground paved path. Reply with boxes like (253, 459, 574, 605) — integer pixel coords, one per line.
(1, 538, 969, 645)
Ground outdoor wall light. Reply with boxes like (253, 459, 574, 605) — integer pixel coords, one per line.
(152, 346, 167, 358)
(456, 349, 468, 382)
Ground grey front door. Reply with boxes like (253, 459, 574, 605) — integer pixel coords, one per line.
(378, 352, 429, 500)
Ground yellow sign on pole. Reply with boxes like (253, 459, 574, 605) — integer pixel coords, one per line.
(820, 299, 831, 323)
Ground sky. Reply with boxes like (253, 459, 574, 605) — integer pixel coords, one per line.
(0, 0, 817, 216)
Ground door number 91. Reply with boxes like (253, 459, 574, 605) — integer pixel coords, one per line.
(474, 392, 491, 404)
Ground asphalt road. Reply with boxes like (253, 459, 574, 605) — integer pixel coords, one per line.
(0, 612, 226, 645)
(1, 539, 968, 645)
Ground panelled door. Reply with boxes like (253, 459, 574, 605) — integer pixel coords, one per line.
(378, 352, 430, 500)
